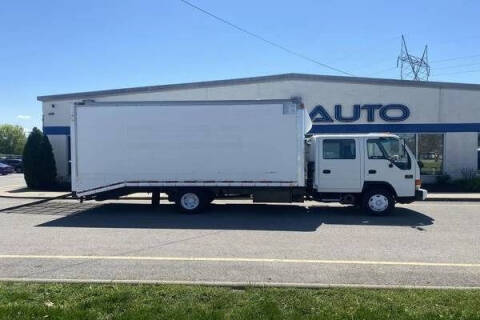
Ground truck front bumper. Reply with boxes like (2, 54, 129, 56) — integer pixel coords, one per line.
(398, 188, 428, 203)
(415, 188, 428, 201)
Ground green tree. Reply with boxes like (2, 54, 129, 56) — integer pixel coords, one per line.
(0, 124, 26, 155)
(23, 127, 57, 189)
(39, 133, 57, 187)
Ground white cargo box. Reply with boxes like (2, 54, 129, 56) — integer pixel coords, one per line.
(71, 99, 309, 196)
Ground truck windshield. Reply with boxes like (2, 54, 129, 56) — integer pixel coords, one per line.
(367, 137, 411, 170)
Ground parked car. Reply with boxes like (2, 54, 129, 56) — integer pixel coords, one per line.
(0, 158, 23, 173)
(0, 163, 14, 175)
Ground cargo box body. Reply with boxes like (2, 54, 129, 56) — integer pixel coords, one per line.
(71, 99, 307, 197)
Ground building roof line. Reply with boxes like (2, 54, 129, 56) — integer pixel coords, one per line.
(37, 73, 480, 102)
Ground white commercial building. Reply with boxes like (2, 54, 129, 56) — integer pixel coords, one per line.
(38, 73, 480, 184)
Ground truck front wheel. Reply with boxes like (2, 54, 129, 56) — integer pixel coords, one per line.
(174, 189, 207, 213)
(362, 188, 395, 215)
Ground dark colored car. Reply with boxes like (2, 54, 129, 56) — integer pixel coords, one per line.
(0, 158, 23, 173)
(0, 163, 14, 175)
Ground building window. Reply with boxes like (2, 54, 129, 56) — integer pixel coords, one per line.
(67, 135, 71, 176)
(418, 134, 444, 175)
(397, 133, 416, 157)
(323, 139, 356, 159)
(477, 133, 480, 171)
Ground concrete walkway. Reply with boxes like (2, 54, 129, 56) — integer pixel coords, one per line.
(1, 173, 479, 201)
(0, 189, 70, 199)
(0, 174, 70, 199)
(425, 192, 480, 202)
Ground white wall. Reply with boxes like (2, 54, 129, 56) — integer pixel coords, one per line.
(42, 78, 480, 182)
(43, 100, 76, 181)
(444, 132, 478, 178)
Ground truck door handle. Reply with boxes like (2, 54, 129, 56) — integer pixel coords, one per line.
(323, 169, 331, 174)
(405, 174, 413, 179)
(368, 169, 376, 174)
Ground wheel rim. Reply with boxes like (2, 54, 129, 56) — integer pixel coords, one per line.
(180, 193, 200, 210)
(368, 194, 389, 212)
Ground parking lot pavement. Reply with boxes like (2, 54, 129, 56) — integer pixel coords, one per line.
(0, 173, 25, 191)
(0, 197, 36, 210)
(0, 198, 479, 288)
(0, 174, 69, 199)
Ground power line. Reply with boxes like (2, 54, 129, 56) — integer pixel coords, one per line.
(373, 53, 480, 76)
(431, 53, 480, 63)
(179, 0, 354, 76)
(367, 66, 397, 76)
(432, 69, 480, 76)
(328, 36, 401, 64)
(370, 55, 480, 76)
(434, 62, 480, 70)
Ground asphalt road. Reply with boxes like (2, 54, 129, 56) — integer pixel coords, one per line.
(0, 195, 479, 288)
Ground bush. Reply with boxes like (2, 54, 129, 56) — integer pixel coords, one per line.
(453, 167, 480, 192)
(460, 168, 477, 180)
(454, 178, 480, 192)
(435, 174, 451, 184)
(23, 127, 57, 189)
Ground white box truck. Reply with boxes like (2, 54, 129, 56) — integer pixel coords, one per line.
(71, 99, 427, 215)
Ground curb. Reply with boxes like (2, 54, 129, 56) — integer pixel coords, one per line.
(424, 198, 480, 202)
(0, 278, 478, 290)
(0, 195, 71, 200)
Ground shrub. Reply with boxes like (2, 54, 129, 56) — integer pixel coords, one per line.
(454, 178, 480, 192)
(435, 174, 451, 184)
(39, 132, 57, 187)
(460, 168, 477, 181)
(23, 127, 57, 189)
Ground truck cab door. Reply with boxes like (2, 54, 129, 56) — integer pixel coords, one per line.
(315, 138, 362, 192)
(364, 137, 415, 197)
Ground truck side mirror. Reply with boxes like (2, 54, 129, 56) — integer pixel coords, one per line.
(417, 160, 424, 168)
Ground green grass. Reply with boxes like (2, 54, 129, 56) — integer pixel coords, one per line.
(0, 282, 479, 319)
(420, 160, 442, 175)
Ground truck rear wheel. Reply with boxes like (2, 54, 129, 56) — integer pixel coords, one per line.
(174, 189, 207, 213)
(362, 188, 394, 215)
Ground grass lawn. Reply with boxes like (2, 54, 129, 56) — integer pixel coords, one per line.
(420, 159, 442, 175)
(0, 282, 479, 319)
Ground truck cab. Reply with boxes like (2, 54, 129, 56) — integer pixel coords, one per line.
(308, 133, 427, 215)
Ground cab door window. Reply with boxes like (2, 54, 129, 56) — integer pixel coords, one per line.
(367, 138, 411, 170)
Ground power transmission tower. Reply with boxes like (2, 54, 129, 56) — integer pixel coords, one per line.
(397, 35, 430, 81)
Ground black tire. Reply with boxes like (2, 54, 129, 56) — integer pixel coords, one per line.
(362, 188, 395, 215)
(151, 191, 160, 207)
(174, 189, 208, 213)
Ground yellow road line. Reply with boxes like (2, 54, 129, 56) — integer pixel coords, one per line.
(0, 254, 479, 268)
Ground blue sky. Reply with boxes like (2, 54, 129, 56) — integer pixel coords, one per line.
(1, 0, 479, 131)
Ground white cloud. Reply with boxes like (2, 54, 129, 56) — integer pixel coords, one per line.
(16, 115, 31, 120)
